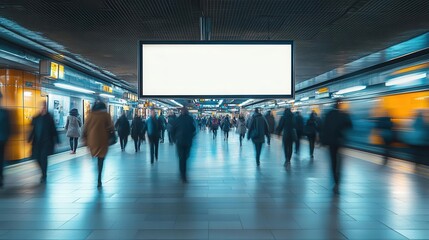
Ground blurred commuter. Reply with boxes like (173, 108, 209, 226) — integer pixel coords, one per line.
(0, 92, 10, 187)
(65, 108, 82, 154)
(28, 101, 59, 183)
(321, 99, 352, 193)
(305, 111, 319, 159)
(276, 108, 296, 166)
(82, 100, 114, 188)
(409, 111, 429, 164)
(211, 116, 220, 139)
(171, 107, 196, 183)
(247, 108, 270, 166)
(264, 110, 275, 145)
(115, 112, 130, 151)
(146, 108, 161, 163)
(201, 117, 207, 131)
(374, 113, 394, 164)
(140, 115, 147, 144)
(131, 112, 143, 152)
(237, 114, 247, 147)
(159, 112, 167, 143)
(294, 111, 304, 154)
(221, 115, 231, 141)
(167, 111, 177, 144)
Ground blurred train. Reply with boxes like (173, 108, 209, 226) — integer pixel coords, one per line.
(272, 59, 429, 164)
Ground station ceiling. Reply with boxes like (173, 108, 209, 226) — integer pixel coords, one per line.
(1, 0, 428, 94)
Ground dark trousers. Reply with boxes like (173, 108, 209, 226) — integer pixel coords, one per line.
(212, 129, 217, 138)
(283, 139, 293, 163)
(168, 131, 173, 143)
(149, 136, 159, 162)
(254, 142, 263, 163)
(308, 136, 316, 157)
(119, 136, 128, 150)
(0, 141, 5, 184)
(36, 148, 49, 181)
(160, 130, 165, 142)
(329, 145, 341, 185)
(133, 138, 141, 151)
(177, 144, 191, 182)
(224, 131, 229, 139)
(97, 157, 105, 184)
(239, 134, 245, 146)
(295, 131, 303, 153)
(69, 137, 78, 152)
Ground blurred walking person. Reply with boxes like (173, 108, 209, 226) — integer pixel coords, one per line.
(221, 115, 231, 141)
(159, 112, 167, 143)
(65, 108, 82, 154)
(374, 111, 395, 164)
(321, 99, 352, 194)
(409, 111, 429, 164)
(247, 108, 270, 166)
(167, 111, 177, 144)
(305, 111, 319, 159)
(211, 116, 220, 139)
(264, 110, 275, 145)
(237, 114, 247, 147)
(171, 107, 196, 183)
(276, 108, 295, 166)
(28, 101, 58, 183)
(82, 101, 114, 188)
(115, 112, 130, 151)
(294, 111, 304, 154)
(146, 108, 161, 163)
(0, 92, 10, 187)
(131, 112, 143, 152)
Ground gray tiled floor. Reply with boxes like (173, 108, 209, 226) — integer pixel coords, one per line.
(1, 129, 429, 239)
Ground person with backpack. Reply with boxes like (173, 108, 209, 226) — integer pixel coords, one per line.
(211, 116, 219, 139)
(237, 114, 247, 147)
(247, 108, 270, 166)
(221, 115, 231, 141)
(65, 108, 82, 154)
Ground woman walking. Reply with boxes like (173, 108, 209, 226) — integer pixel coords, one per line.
(131, 112, 143, 152)
(237, 114, 247, 147)
(65, 108, 82, 154)
(83, 101, 114, 188)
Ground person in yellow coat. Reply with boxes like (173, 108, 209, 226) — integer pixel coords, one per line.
(82, 100, 114, 188)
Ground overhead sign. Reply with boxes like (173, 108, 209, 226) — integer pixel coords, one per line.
(102, 85, 113, 93)
(139, 41, 294, 98)
(50, 62, 59, 79)
(39, 60, 65, 79)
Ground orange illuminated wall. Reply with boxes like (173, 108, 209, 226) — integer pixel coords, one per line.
(0, 69, 43, 161)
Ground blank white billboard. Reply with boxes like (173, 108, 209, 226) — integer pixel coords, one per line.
(139, 42, 294, 98)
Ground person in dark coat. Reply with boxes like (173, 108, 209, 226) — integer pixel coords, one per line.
(159, 112, 167, 143)
(374, 112, 394, 164)
(166, 111, 177, 144)
(294, 111, 304, 154)
(146, 108, 161, 163)
(115, 112, 130, 151)
(305, 111, 319, 159)
(321, 99, 352, 194)
(276, 108, 296, 166)
(247, 108, 270, 166)
(221, 115, 231, 141)
(131, 112, 143, 152)
(211, 116, 220, 139)
(28, 101, 59, 183)
(0, 91, 11, 187)
(237, 114, 247, 147)
(171, 107, 196, 183)
(264, 110, 275, 145)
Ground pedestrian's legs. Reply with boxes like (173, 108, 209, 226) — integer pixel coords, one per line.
(309, 136, 315, 158)
(295, 133, 301, 154)
(160, 130, 165, 143)
(119, 137, 124, 150)
(239, 134, 243, 146)
(254, 142, 262, 165)
(38, 148, 48, 183)
(124, 136, 128, 149)
(69, 137, 74, 151)
(134, 138, 138, 152)
(329, 145, 340, 187)
(154, 138, 159, 160)
(73, 138, 78, 153)
(97, 157, 105, 187)
(168, 131, 173, 143)
(149, 138, 155, 163)
(177, 145, 190, 182)
(0, 141, 5, 186)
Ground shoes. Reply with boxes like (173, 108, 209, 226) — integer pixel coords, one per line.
(333, 185, 339, 194)
(256, 161, 260, 166)
(284, 161, 291, 166)
(40, 177, 47, 184)
(97, 181, 102, 188)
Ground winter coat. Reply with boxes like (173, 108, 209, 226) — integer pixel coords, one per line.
(146, 116, 160, 138)
(131, 116, 143, 140)
(158, 114, 167, 131)
(237, 118, 247, 135)
(264, 113, 275, 134)
(294, 113, 304, 133)
(167, 114, 177, 132)
(171, 113, 196, 147)
(320, 109, 352, 146)
(65, 115, 82, 138)
(28, 112, 58, 158)
(83, 111, 114, 158)
(276, 111, 296, 142)
(115, 115, 130, 138)
(305, 117, 318, 137)
(247, 112, 269, 143)
(221, 118, 231, 132)
(0, 108, 10, 142)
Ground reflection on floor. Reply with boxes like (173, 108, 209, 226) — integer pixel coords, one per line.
(1, 129, 429, 239)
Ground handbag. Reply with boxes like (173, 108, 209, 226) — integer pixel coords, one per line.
(109, 130, 118, 145)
